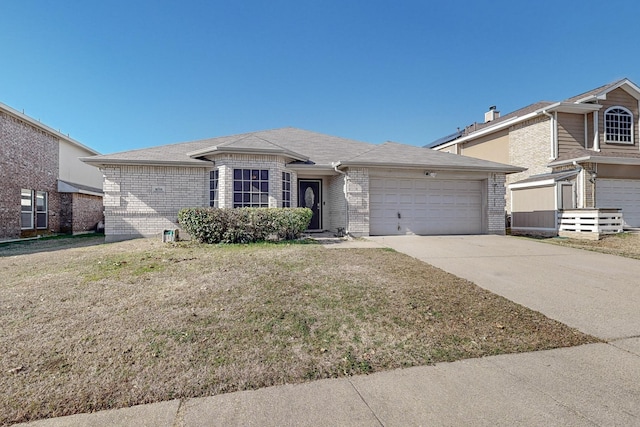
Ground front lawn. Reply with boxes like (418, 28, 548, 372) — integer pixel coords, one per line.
(537, 232, 640, 260)
(0, 238, 597, 425)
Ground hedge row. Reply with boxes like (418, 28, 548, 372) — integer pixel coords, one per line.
(177, 207, 314, 244)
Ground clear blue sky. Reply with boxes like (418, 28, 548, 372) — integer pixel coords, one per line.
(2, 1, 640, 154)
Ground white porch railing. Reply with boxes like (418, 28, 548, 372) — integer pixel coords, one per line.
(558, 209, 623, 239)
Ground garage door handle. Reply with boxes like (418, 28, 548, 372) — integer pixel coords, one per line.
(397, 212, 401, 219)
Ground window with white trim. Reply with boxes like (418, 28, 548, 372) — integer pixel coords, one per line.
(21, 189, 34, 229)
(282, 172, 291, 207)
(605, 106, 634, 144)
(35, 191, 48, 229)
(233, 169, 269, 208)
(209, 170, 219, 207)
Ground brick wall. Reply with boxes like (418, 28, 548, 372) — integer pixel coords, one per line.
(71, 193, 104, 233)
(214, 154, 296, 208)
(102, 165, 209, 241)
(345, 167, 369, 236)
(507, 116, 552, 211)
(487, 173, 507, 234)
(0, 111, 60, 240)
(327, 174, 346, 232)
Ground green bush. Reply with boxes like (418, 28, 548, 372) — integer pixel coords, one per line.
(178, 207, 313, 244)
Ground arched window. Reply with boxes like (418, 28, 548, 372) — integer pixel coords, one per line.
(604, 106, 634, 144)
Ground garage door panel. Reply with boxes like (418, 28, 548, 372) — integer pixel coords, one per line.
(370, 178, 483, 235)
(596, 179, 640, 227)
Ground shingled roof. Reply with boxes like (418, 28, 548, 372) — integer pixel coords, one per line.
(428, 78, 640, 149)
(83, 127, 523, 173)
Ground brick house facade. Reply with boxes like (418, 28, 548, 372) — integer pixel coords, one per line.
(0, 102, 104, 241)
(83, 128, 522, 242)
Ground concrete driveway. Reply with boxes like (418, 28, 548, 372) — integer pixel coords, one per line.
(367, 234, 640, 341)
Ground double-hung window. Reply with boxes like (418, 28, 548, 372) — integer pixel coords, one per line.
(233, 169, 269, 207)
(605, 106, 634, 144)
(35, 191, 48, 229)
(209, 170, 219, 207)
(282, 172, 291, 207)
(21, 189, 34, 229)
(21, 190, 48, 229)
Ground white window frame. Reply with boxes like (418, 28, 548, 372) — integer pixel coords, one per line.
(604, 106, 634, 144)
(21, 189, 34, 230)
(282, 172, 291, 207)
(209, 169, 219, 207)
(35, 191, 48, 229)
(233, 169, 269, 208)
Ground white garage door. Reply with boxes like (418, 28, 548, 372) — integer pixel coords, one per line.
(370, 178, 483, 235)
(596, 179, 640, 227)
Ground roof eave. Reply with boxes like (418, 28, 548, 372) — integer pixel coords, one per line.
(81, 158, 214, 168)
(187, 146, 309, 162)
(0, 101, 100, 155)
(432, 112, 540, 150)
(548, 155, 640, 167)
(545, 102, 602, 113)
(339, 161, 525, 174)
(573, 79, 640, 104)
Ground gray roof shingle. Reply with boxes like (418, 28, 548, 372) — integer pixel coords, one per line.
(83, 127, 523, 172)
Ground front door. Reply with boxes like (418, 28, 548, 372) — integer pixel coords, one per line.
(299, 179, 322, 230)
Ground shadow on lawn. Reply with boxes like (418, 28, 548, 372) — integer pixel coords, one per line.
(0, 234, 106, 257)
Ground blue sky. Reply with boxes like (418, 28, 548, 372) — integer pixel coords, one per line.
(2, 1, 640, 154)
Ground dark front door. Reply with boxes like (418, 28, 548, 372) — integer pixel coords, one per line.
(299, 179, 322, 230)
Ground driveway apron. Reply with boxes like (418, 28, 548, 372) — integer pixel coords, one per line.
(367, 235, 640, 341)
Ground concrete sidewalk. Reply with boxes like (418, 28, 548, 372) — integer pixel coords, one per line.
(18, 340, 640, 426)
(17, 235, 640, 426)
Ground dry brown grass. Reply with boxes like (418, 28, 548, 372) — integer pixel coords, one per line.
(538, 232, 640, 259)
(0, 237, 597, 425)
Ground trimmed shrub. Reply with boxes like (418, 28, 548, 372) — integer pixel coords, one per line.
(178, 207, 313, 244)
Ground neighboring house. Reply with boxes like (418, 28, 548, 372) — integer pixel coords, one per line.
(82, 127, 523, 242)
(428, 78, 640, 236)
(0, 101, 104, 241)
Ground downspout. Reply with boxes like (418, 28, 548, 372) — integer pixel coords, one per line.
(332, 162, 349, 235)
(542, 110, 557, 159)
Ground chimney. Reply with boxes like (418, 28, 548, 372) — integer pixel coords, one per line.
(484, 105, 500, 123)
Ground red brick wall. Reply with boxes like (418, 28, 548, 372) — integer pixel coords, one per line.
(71, 193, 104, 233)
(0, 111, 60, 239)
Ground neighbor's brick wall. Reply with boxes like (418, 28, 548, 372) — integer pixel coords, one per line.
(0, 110, 61, 240)
(507, 116, 552, 211)
(102, 165, 208, 241)
(71, 193, 104, 233)
(345, 167, 369, 236)
(487, 173, 507, 234)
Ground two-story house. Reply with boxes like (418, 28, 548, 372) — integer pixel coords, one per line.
(0, 101, 104, 241)
(428, 78, 640, 236)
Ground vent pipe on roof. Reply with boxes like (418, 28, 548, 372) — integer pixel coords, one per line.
(484, 105, 500, 123)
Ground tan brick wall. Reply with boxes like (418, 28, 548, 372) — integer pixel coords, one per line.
(345, 167, 369, 236)
(507, 116, 552, 211)
(214, 154, 297, 208)
(327, 174, 346, 232)
(102, 165, 209, 241)
(487, 173, 507, 234)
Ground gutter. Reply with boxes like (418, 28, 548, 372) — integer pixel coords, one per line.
(80, 158, 214, 168)
(541, 109, 557, 159)
(332, 162, 350, 235)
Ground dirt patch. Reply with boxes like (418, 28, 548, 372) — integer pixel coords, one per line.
(0, 237, 598, 425)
